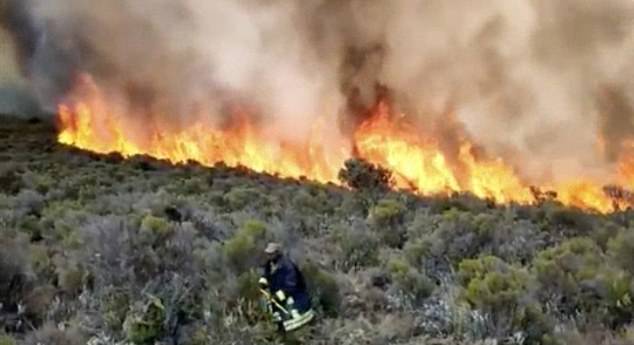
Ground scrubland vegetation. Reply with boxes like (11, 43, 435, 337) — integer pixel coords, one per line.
(1, 116, 634, 344)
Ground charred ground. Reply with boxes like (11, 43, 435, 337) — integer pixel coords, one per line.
(1, 115, 634, 345)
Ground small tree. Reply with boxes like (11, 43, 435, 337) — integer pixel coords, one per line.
(338, 159, 393, 192)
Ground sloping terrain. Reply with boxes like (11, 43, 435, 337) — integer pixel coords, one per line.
(1, 115, 634, 345)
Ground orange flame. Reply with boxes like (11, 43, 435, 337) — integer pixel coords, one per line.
(57, 75, 345, 184)
(57, 75, 633, 213)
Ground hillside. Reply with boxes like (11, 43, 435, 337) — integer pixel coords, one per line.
(1, 115, 634, 345)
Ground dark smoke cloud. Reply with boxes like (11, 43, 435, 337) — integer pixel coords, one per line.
(2, 0, 634, 182)
(1, 0, 79, 115)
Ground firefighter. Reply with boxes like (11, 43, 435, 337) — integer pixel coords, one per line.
(259, 242, 315, 334)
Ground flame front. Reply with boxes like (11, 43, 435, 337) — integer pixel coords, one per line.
(57, 76, 634, 213)
(58, 76, 344, 184)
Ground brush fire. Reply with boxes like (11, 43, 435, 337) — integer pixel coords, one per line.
(56, 74, 634, 213)
(3, 0, 634, 214)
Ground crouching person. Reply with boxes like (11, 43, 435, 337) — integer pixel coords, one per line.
(259, 242, 315, 334)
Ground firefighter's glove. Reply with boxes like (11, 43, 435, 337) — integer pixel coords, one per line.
(258, 277, 268, 288)
(275, 290, 286, 302)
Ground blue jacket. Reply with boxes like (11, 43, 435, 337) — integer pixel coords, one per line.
(262, 255, 312, 314)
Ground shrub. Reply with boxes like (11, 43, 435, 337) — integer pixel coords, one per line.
(608, 229, 634, 275)
(338, 158, 393, 192)
(533, 237, 605, 313)
(291, 188, 329, 214)
(140, 214, 172, 237)
(21, 171, 54, 194)
(13, 189, 45, 216)
(591, 221, 624, 250)
(0, 234, 32, 305)
(339, 193, 371, 216)
(29, 244, 53, 280)
(224, 220, 268, 274)
(417, 209, 485, 264)
(428, 192, 490, 214)
(103, 290, 131, 331)
(223, 186, 263, 210)
(369, 199, 407, 247)
(23, 284, 56, 324)
(123, 296, 166, 345)
(546, 205, 596, 235)
(332, 222, 379, 269)
(302, 261, 341, 317)
(403, 238, 432, 266)
(458, 256, 544, 340)
(386, 256, 434, 302)
(56, 263, 85, 296)
(369, 199, 406, 227)
(601, 270, 634, 328)
(236, 269, 262, 302)
(462, 265, 529, 313)
(0, 163, 23, 195)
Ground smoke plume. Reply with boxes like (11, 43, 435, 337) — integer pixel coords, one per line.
(3, 0, 634, 183)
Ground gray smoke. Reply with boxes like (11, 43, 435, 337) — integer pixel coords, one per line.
(3, 0, 634, 183)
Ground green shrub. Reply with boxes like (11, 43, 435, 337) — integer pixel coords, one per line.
(369, 199, 406, 226)
(140, 215, 171, 237)
(339, 193, 371, 216)
(103, 291, 131, 331)
(369, 199, 407, 247)
(546, 206, 596, 234)
(179, 177, 208, 194)
(59, 266, 85, 294)
(601, 270, 634, 327)
(428, 193, 490, 214)
(224, 220, 268, 274)
(386, 256, 434, 301)
(416, 209, 489, 264)
(223, 186, 261, 210)
(608, 229, 634, 275)
(30, 244, 54, 279)
(458, 256, 543, 339)
(533, 237, 604, 313)
(332, 223, 379, 269)
(591, 221, 624, 250)
(236, 269, 262, 302)
(302, 261, 341, 317)
(403, 238, 432, 266)
(124, 296, 166, 345)
(292, 188, 329, 214)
